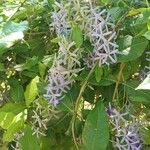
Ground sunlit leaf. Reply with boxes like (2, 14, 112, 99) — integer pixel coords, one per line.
(24, 76, 39, 107)
(136, 75, 150, 90)
(126, 80, 150, 103)
(0, 21, 28, 55)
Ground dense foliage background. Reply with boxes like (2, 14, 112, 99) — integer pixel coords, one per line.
(0, 0, 150, 150)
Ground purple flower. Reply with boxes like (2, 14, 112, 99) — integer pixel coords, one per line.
(107, 104, 143, 150)
(84, 7, 118, 67)
(50, 2, 71, 36)
(106, 103, 115, 116)
(44, 38, 82, 106)
(44, 66, 72, 106)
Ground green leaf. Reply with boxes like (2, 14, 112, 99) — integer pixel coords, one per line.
(82, 101, 109, 150)
(3, 111, 26, 141)
(143, 30, 150, 40)
(101, 0, 109, 5)
(38, 62, 46, 78)
(0, 21, 28, 55)
(0, 103, 25, 115)
(24, 76, 39, 107)
(0, 103, 25, 129)
(82, 40, 94, 53)
(47, 0, 54, 9)
(71, 24, 83, 47)
(142, 128, 150, 145)
(118, 36, 149, 62)
(19, 126, 40, 150)
(0, 103, 26, 141)
(108, 7, 126, 23)
(0, 63, 5, 71)
(9, 78, 24, 102)
(95, 64, 103, 82)
(57, 84, 80, 112)
(135, 10, 150, 26)
(127, 8, 150, 17)
(25, 56, 39, 69)
(126, 80, 150, 103)
(1, 21, 28, 35)
(136, 75, 150, 90)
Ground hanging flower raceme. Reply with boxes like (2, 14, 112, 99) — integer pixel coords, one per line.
(107, 104, 142, 150)
(44, 66, 72, 106)
(30, 99, 60, 137)
(57, 37, 82, 70)
(44, 37, 82, 106)
(84, 6, 118, 67)
(50, 2, 71, 36)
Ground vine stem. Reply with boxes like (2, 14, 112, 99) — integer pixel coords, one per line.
(71, 63, 97, 150)
(112, 63, 125, 102)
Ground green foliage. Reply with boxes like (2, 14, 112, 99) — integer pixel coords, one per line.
(19, 126, 40, 150)
(118, 36, 149, 62)
(0, 21, 28, 56)
(126, 80, 150, 103)
(136, 75, 150, 90)
(95, 64, 103, 82)
(9, 78, 24, 102)
(24, 76, 40, 107)
(0, 0, 149, 149)
(82, 101, 109, 150)
(0, 103, 26, 141)
(71, 24, 83, 48)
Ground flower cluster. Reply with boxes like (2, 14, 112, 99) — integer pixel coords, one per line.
(31, 110, 48, 138)
(50, 2, 71, 36)
(84, 7, 118, 67)
(45, 1, 118, 105)
(44, 38, 82, 106)
(107, 104, 142, 150)
(44, 1, 84, 106)
(30, 99, 59, 138)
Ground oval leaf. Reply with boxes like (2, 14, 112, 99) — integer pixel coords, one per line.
(19, 126, 40, 150)
(118, 36, 149, 62)
(82, 101, 109, 150)
(24, 76, 39, 107)
(71, 24, 83, 48)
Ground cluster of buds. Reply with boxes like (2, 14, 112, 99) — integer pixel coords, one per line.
(84, 6, 118, 67)
(107, 104, 142, 150)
